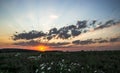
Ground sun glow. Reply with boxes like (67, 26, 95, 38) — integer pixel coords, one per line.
(35, 45, 48, 52)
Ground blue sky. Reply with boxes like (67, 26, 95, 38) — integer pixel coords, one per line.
(0, 0, 120, 31)
(0, 0, 120, 51)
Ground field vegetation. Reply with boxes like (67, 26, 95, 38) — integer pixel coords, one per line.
(0, 49, 120, 73)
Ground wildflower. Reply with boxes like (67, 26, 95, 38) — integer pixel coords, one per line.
(41, 71, 45, 73)
(47, 67, 51, 70)
(41, 66, 45, 70)
(35, 69, 39, 73)
(68, 69, 71, 72)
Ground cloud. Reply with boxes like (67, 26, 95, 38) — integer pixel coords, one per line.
(72, 39, 95, 45)
(46, 35, 53, 40)
(109, 37, 120, 42)
(98, 39, 108, 43)
(47, 42, 70, 47)
(57, 33, 71, 39)
(72, 40, 80, 44)
(49, 14, 58, 20)
(12, 30, 46, 40)
(72, 36, 120, 45)
(48, 28, 58, 35)
(57, 28, 71, 39)
(48, 27, 71, 39)
(13, 40, 41, 46)
(98, 37, 120, 43)
(94, 20, 119, 30)
(72, 39, 93, 45)
(76, 20, 87, 29)
(13, 40, 70, 48)
(71, 29, 81, 36)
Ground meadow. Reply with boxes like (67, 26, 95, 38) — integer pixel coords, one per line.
(0, 49, 120, 73)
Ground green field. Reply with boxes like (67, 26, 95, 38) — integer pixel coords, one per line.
(0, 50, 120, 73)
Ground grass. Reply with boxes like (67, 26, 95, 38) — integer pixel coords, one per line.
(0, 50, 120, 73)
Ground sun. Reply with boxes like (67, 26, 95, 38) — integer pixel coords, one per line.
(35, 45, 48, 52)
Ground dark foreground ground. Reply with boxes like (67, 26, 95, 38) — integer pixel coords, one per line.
(0, 49, 120, 73)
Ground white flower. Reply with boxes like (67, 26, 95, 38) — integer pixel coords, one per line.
(81, 67, 84, 69)
(15, 53, 20, 56)
(68, 69, 71, 72)
(51, 62, 54, 65)
(62, 59, 64, 62)
(94, 70, 97, 73)
(35, 69, 39, 73)
(41, 71, 45, 73)
(27, 56, 37, 60)
(40, 63, 44, 67)
(38, 54, 42, 58)
(47, 67, 51, 70)
(41, 66, 45, 70)
(73, 63, 77, 65)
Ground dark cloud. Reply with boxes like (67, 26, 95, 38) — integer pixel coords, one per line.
(72, 39, 95, 45)
(12, 30, 46, 40)
(89, 20, 97, 28)
(13, 40, 70, 48)
(94, 38, 102, 41)
(71, 29, 81, 36)
(92, 20, 97, 25)
(57, 27, 71, 39)
(94, 38, 108, 43)
(67, 25, 77, 30)
(47, 42, 70, 47)
(79, 39, 95, 45)
(94, 37, 120, 43)
(99, 37, 120, 43)
(13, 40, 41, 46)
(109, 37, 120, 42)
(48, 28, 58, 35)
(57, 33, 71, 39)
(105, 20, 116, 25)
(72, 37, 120, 45)
(56, 42, 70, 45)
(98, 40, 108, 43)
(76, 20, 87, 29)
(94, 20, 119, 30)
(46, 36, 53, 40)
(72, 40, 80, 44)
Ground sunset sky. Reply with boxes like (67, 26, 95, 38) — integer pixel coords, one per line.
(0, 0, 120, 51)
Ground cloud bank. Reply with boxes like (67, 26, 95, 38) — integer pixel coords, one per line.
(11, 19, 120, 48)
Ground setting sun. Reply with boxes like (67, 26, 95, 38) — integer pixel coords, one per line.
(35, 45, 48, 52)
